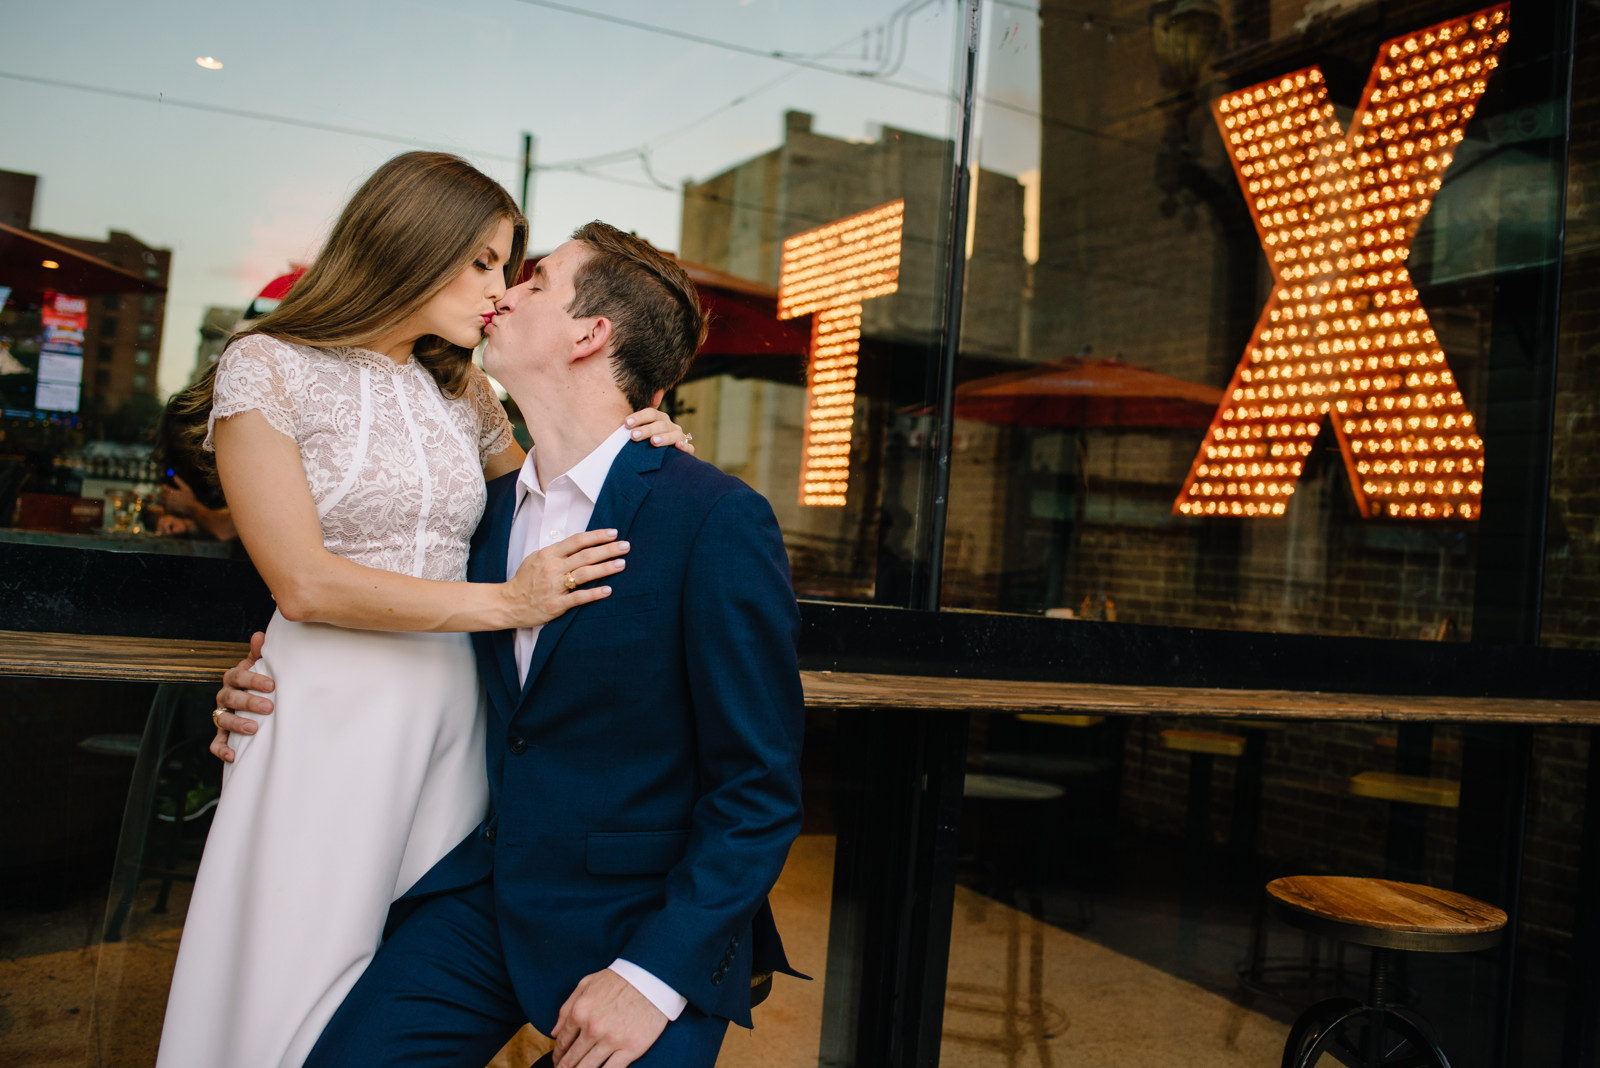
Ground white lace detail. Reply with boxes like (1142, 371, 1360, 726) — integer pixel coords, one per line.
(466, 367, 517, 463)
(205, 335, 504, 581)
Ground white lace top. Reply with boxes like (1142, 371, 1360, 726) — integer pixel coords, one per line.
(204, 334, 516, 581)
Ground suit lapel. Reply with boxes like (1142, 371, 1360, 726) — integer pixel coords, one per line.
(473, 474, 521, 708)
(513, 441, 661, 710)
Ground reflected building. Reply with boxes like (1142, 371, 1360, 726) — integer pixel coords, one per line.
(1, 170, 172, 416)
(678, 110, 1026, 600)
(36, 231, 171, 413)
(194, 305, 244, 382)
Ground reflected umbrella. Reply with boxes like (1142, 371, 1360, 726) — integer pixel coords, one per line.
(949, 355, 1223, 429)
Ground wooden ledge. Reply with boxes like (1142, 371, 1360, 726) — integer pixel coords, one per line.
(0, 631, 251, 684)
(6, 632, 1600, 727)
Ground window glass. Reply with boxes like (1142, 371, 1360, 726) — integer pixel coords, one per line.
(2, 0, 965, 612)
(0, 5, 967, 1066)
(942, 0, 1569, 643)
(1543, 0, 1599, 648)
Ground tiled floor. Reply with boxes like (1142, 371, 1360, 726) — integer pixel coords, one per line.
(1, 834, 1289, 1066)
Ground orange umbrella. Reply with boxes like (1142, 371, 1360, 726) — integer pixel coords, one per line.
(952, 356, 1223, 429)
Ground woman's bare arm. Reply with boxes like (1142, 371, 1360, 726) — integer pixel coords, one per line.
(214, 411, 625, 632)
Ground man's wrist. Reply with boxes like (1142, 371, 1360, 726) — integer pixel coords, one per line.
(608, 959, 686, 1021)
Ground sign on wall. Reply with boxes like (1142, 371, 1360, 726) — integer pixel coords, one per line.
(37, 291, 87, 413)
(1174, 5, 1510, 521)
(777, 200, 904, 507)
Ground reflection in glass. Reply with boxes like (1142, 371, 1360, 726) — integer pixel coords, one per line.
(941, 1, 1570, 641)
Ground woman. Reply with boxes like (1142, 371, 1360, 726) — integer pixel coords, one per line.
(155, 152, 691, 1068)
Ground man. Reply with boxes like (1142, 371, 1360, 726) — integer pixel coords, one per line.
(214, 222, 805, 1067)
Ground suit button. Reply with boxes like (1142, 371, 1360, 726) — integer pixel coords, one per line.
(508, 736, 527, 755)
(484, 824, 496, 842)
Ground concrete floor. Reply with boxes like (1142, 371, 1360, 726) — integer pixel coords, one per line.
(0, 834, 1290, 1066)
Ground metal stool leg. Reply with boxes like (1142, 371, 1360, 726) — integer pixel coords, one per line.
(1281, 997, 1361, 1068)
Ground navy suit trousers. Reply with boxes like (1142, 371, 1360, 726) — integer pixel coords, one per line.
(303, 878, 728, 1068)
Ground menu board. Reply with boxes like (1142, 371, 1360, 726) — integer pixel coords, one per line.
(37, 291, 86, 413)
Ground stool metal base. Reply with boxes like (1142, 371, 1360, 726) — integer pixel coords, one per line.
(1283, 998, 1452, 1068)
(1281, 947, 1452, 1068)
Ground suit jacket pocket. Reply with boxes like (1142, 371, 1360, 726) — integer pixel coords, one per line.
(586, 829, 691, 875)
(573, 588, 659, 622)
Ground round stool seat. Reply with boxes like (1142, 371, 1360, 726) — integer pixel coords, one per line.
(1268, 876, 1506, 953)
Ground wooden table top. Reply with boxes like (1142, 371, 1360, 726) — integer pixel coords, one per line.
(5, 630, 1600, 725)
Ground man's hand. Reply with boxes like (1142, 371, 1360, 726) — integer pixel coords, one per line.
(552, 968, 669, 1068)
(209, 631, 275, 763)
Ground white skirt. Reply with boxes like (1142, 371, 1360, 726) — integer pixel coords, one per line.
(156, 611, 489, 1068)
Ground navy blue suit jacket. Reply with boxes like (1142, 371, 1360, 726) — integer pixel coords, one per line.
(395, 439, 805, 1031)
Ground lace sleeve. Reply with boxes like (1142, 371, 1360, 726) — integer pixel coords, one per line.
(466, 365, 516, 465)
(203, 335, 300, 451)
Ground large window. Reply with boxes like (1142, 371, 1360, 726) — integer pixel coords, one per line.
(1, 4, 972, 1066)
(940, 0, 1575, 645)
(1, 0, 967, 609)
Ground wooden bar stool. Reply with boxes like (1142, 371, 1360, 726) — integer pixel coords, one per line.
(1349, 771, 1460, 884)
(1161, 729, 1246, 907)
(1268, 875, 1505, 1068)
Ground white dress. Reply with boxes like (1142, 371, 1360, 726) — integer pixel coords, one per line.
(156, 335, 516, 1068)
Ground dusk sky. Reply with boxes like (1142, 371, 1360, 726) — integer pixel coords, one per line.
(2, 0, 1039, 397)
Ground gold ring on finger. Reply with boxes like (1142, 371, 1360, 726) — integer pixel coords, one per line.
(563, 570, 578, 591)
(212, 707, 227, 728)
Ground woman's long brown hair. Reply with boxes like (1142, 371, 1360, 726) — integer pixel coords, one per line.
(174, 151, 527, 474)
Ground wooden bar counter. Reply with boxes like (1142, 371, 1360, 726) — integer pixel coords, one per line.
(6, 630, 1600, 726)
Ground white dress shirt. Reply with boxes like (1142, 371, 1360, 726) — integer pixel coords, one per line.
(506, 424, 687, 1022)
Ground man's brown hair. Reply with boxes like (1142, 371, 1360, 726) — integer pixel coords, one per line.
(567, 221, 707, 409)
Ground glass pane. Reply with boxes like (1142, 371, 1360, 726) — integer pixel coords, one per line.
(942, 0, 1569, 641)
(1, 2, 969, 1065)
(947, 711, 1582, 1067)
(1, 0, 965, 609)
(1542, 0, 1599, 649)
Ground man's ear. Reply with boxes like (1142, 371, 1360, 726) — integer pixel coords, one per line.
(570, 316, 613, 364)
(649, 388, 666, 409)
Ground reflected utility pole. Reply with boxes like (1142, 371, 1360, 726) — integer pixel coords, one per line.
(519, 132, 537, 229)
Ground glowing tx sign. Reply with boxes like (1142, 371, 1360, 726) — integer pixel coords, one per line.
(1175, 5, 1508, 521)
(778, 200, 904, 507)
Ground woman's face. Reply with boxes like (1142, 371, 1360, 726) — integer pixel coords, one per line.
(412, 216, 515, 348)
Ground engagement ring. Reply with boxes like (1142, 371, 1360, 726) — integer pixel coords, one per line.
(212, 707, 227, 728)
(563, 571, 578, 591)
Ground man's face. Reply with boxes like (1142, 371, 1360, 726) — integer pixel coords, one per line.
(482, 239, 590, 383)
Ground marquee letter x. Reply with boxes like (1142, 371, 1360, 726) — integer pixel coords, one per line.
(1174, 5, 1509, 521)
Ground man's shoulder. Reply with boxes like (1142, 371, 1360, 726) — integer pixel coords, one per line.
(653, 445, 769, 512)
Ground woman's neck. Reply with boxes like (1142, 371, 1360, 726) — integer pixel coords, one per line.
(358, 323, 420, 365)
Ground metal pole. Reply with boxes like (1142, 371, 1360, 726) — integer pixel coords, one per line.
(918, 0, 982, 614)
(520, 132, 536, 223)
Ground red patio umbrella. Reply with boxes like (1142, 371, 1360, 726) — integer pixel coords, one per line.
(952, 355, 1224, 430)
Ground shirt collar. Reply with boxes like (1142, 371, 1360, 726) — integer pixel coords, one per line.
(515, 423, 634, 514)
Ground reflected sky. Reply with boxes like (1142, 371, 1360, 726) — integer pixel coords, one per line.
(0, 0, 1018, 397)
